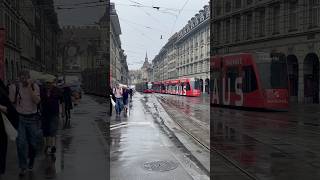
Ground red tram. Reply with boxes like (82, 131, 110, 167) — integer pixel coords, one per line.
(210, 52, 289, 110)
(155, 78, 201, 97)
(136, 81, 154, 93)
(137, 78, 201, 97)
(153, 81, 162, 93)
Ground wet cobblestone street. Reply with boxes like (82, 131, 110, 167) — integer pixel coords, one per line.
(1, 95, 108, 180)
(212, 105, 320, 180)
(109, 93, 209, 180)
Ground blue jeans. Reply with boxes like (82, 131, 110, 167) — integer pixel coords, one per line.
(115, 98, 123, 114)
(16, 115, 42, 169)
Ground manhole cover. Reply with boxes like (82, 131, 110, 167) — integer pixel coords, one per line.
(143, 160, 178, 172)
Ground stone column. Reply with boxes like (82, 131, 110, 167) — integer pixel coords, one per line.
(298, 54, 304, 104)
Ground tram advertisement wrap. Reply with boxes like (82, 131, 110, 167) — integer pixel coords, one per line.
(211, 77, 243, 106)
(0, 28, 4, 80)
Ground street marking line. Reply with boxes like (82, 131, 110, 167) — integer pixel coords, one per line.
(110, 121, 152, 131)
(110, 124, 129, 130)
(110, 122, 128, 128)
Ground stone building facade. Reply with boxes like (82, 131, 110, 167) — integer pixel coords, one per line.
(0, 0, 21, 83)
(0, 0, 60, 83)
(177, 5, 210, 93)
(211, 0, 320, 103)
(129, 69, 142, 85)
(110, 2, 128, 86)
(152, 5, 210, 93)
(58, 25, 101, 80)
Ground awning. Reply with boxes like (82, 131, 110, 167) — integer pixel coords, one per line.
(29, 70, 56, 82)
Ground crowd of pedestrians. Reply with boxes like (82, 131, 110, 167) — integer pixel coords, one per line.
(0, 70, 76, 178)
(109, 84, 134, 118)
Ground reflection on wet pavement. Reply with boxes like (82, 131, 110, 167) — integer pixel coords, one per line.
(212, 105, 320, 180)
(155, 94, 210, 149)
(110, 93, 208, 180)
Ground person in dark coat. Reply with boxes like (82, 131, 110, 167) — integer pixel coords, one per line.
(129, 88, 133, 101)
(122, 87, 129, 114)
(0, 79, 19, 175)
(40, 78, 63, 155)
(62, 86, 73, 128)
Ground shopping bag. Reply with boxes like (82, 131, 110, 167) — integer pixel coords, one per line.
(110, 97, 116, 107)
(2, 112, 18, 141)
(126, 104, 130, 117)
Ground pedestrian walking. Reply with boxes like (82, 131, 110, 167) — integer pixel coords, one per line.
(62, 85, 73, 128)
(129, 88, 133, 102)
(40, 77, 63, 155)
(113, 84, 123, 116)
(9, 70, 41, 177)
(122, 87, 129, 115)
(0, 79, 19, 176)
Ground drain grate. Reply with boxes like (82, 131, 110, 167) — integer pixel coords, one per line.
(143, 160, 178, 172)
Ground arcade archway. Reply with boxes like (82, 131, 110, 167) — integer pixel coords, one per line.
(287, 55, 299, 102)
(303, 53, 319, 104)
(199, 79, 204, 93)
(205, 78, 210, 93)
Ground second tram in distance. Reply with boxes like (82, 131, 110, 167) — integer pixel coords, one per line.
(136, 81, 154, 93)
(139, 77, 201, 97)
(210, 52, 289, 111)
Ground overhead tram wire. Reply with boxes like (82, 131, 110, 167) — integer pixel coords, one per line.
(119, 18, 167, 33)
(170, 0, 190, 36)
(113, 1, 201, 12)
(122, 22, 158, 43)
(125, 0, 172, 31)
(19, 0, 318, 10)
(128, 0, 177, 17)
(19, 1, 108, 9)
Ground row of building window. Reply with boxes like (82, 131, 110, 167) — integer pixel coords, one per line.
(214, 1, 319, 44)
(178, 29, 210, 53)
(178, 60, 209, 76)
(178, 51, 210, 66)
(4, 12, 20, 46)
(179, 45, 210, 56)
(178, 7, 210, 38)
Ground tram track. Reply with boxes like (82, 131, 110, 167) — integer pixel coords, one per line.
(212, 108, 320, 150)
(156, 95, 209, 146)
(155, 95, 258, 180)
(212, 107, 320, 175)
(212, 108, 320, 137)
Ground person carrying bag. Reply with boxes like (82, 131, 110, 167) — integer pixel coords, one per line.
(9, 70, 41, 177)
(109, 86, 116, 116)
(0, 79, 19, 176)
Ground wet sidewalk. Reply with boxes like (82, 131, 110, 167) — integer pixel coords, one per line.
(110, 93, 208, 180)
(1, 95, 108, 180)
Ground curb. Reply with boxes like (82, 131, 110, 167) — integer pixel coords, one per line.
(148, 95, 210, 176)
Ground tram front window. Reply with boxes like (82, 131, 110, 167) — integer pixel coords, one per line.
(186, 83, 191, 91)
(191, 80, 200, 90)
(147, 83, 153, 90)
(258, 60, 288, 89)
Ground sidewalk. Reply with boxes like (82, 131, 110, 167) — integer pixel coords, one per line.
(110, 93, 209, 180)
(1, 95, 108, 180)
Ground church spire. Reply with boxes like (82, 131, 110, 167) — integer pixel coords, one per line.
(145, 51, 148, 62)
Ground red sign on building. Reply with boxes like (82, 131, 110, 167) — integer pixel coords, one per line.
(0, 28, 5, 80)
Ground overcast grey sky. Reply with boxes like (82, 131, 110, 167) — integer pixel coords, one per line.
(53, 0, 209, 70)
(112, 0, 209, 70)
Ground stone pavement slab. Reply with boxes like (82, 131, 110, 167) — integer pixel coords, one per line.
(1, 95, 108, 180)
